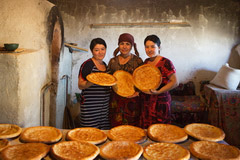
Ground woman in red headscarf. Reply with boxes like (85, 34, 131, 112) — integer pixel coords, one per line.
(108, 33, 143, 127)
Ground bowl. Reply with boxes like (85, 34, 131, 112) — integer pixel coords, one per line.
(4, 43, 19, 51)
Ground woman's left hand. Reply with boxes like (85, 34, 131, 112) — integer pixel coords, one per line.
(149, 89, 160, 95)
(143, 90, 152, 95)
(127, 91, 139, 98)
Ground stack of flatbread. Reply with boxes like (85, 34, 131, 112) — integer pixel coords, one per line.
(1, 122, 238, 160)
(184, 123, 240, 160)
(101, 125, 146, 159)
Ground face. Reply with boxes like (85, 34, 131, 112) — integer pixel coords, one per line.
(145, 40, 160, 58)
(92, 44, 106, 61)
(119, 41, 132, 55)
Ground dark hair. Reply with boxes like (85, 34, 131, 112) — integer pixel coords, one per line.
(90, 38, 107, 51)
(144, 35, 161, 47)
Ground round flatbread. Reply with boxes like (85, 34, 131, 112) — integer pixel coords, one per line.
(19, 126, 62, 144)
(100, 141, 143, 160)
(66, 127, 107, 145)
(0, 143, 50, 160)
(50, 141, 100, 160)
(184, 123, 225, 142)
(143, 142, 190, 160)
(0, 139, 9, 152)
(0, 124, 22, 139)
(107, 125, 147, 143)
(147, 124, 188, 143)
(86, 72, 117, 86)
(190, 141, 240, 160)
(112, 70, 135, 97)
(133, 64, 162, 92)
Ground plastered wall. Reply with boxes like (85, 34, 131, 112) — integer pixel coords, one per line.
(0, 0, 71, 128)
(49, 0, 240, 98)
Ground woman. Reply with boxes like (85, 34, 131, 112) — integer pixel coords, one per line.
(140, 34, 179, 129)
(108, 33, 143, 127)
(77, 38, 110, 129)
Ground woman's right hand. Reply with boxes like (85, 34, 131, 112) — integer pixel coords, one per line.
(78, 77, 94, 90)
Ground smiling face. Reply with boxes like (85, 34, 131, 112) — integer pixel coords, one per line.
(145, 40, 160, 58)
(119, 41, 132, 56)
(92, 44, 106, 61)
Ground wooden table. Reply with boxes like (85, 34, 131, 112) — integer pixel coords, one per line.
(8, 129, 228, 160)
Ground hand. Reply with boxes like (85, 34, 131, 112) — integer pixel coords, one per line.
(149, 89, 159, 95)
(87, 81, 94, 87)
(127, 91, 139, 98)
(143, 90, 152, 95)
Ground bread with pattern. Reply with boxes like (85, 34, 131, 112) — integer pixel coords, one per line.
(66, 127, 107, 145)
(0, 124, 22, 139)
(133, 64, 162, 92)
(0, 139, 9, 152)
(100, 141, 143, 160)
(148, 123, 188, 143)
(19, 126, 62, 144)
(107, 125, 147, 143)
(0, 143, 50, 160)
(50, 141, 99, 160)
(112, 70, 135, 97)
(86, 72, 117, 86)
(184, 123, 225, 142)
(190, 141, 240, 160)
(143, 142, 190, 160)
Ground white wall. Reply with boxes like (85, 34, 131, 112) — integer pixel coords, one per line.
(53, 0, 240, 98)
(55, 47, 72, 128)
(0, 0, 54, 127)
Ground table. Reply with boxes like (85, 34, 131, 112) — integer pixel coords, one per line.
(8, 129, 228, 160)
(203, 84, 240, 148)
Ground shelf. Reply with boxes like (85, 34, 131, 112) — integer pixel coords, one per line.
(90, 22, 191, 28)
(64, 43, 88, 52)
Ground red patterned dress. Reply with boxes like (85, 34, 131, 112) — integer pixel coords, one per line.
(108, 55, 143, 127)
(140, 57, 176, 129)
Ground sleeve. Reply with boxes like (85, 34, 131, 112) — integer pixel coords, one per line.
(164, 58, 176, 77)
(132, 55, 143, 71)
(78, 59, 94, 81)
(137, 56, 144, 66)
(107, 58, 116, 74)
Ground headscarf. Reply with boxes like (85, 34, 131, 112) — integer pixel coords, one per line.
(113, 33, 139, 57)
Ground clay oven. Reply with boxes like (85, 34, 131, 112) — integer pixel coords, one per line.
(0, 0, 67, 128)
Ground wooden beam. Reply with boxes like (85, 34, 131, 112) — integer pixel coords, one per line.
(90, 22, 191, 28)
(64, 43, 88, 52)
